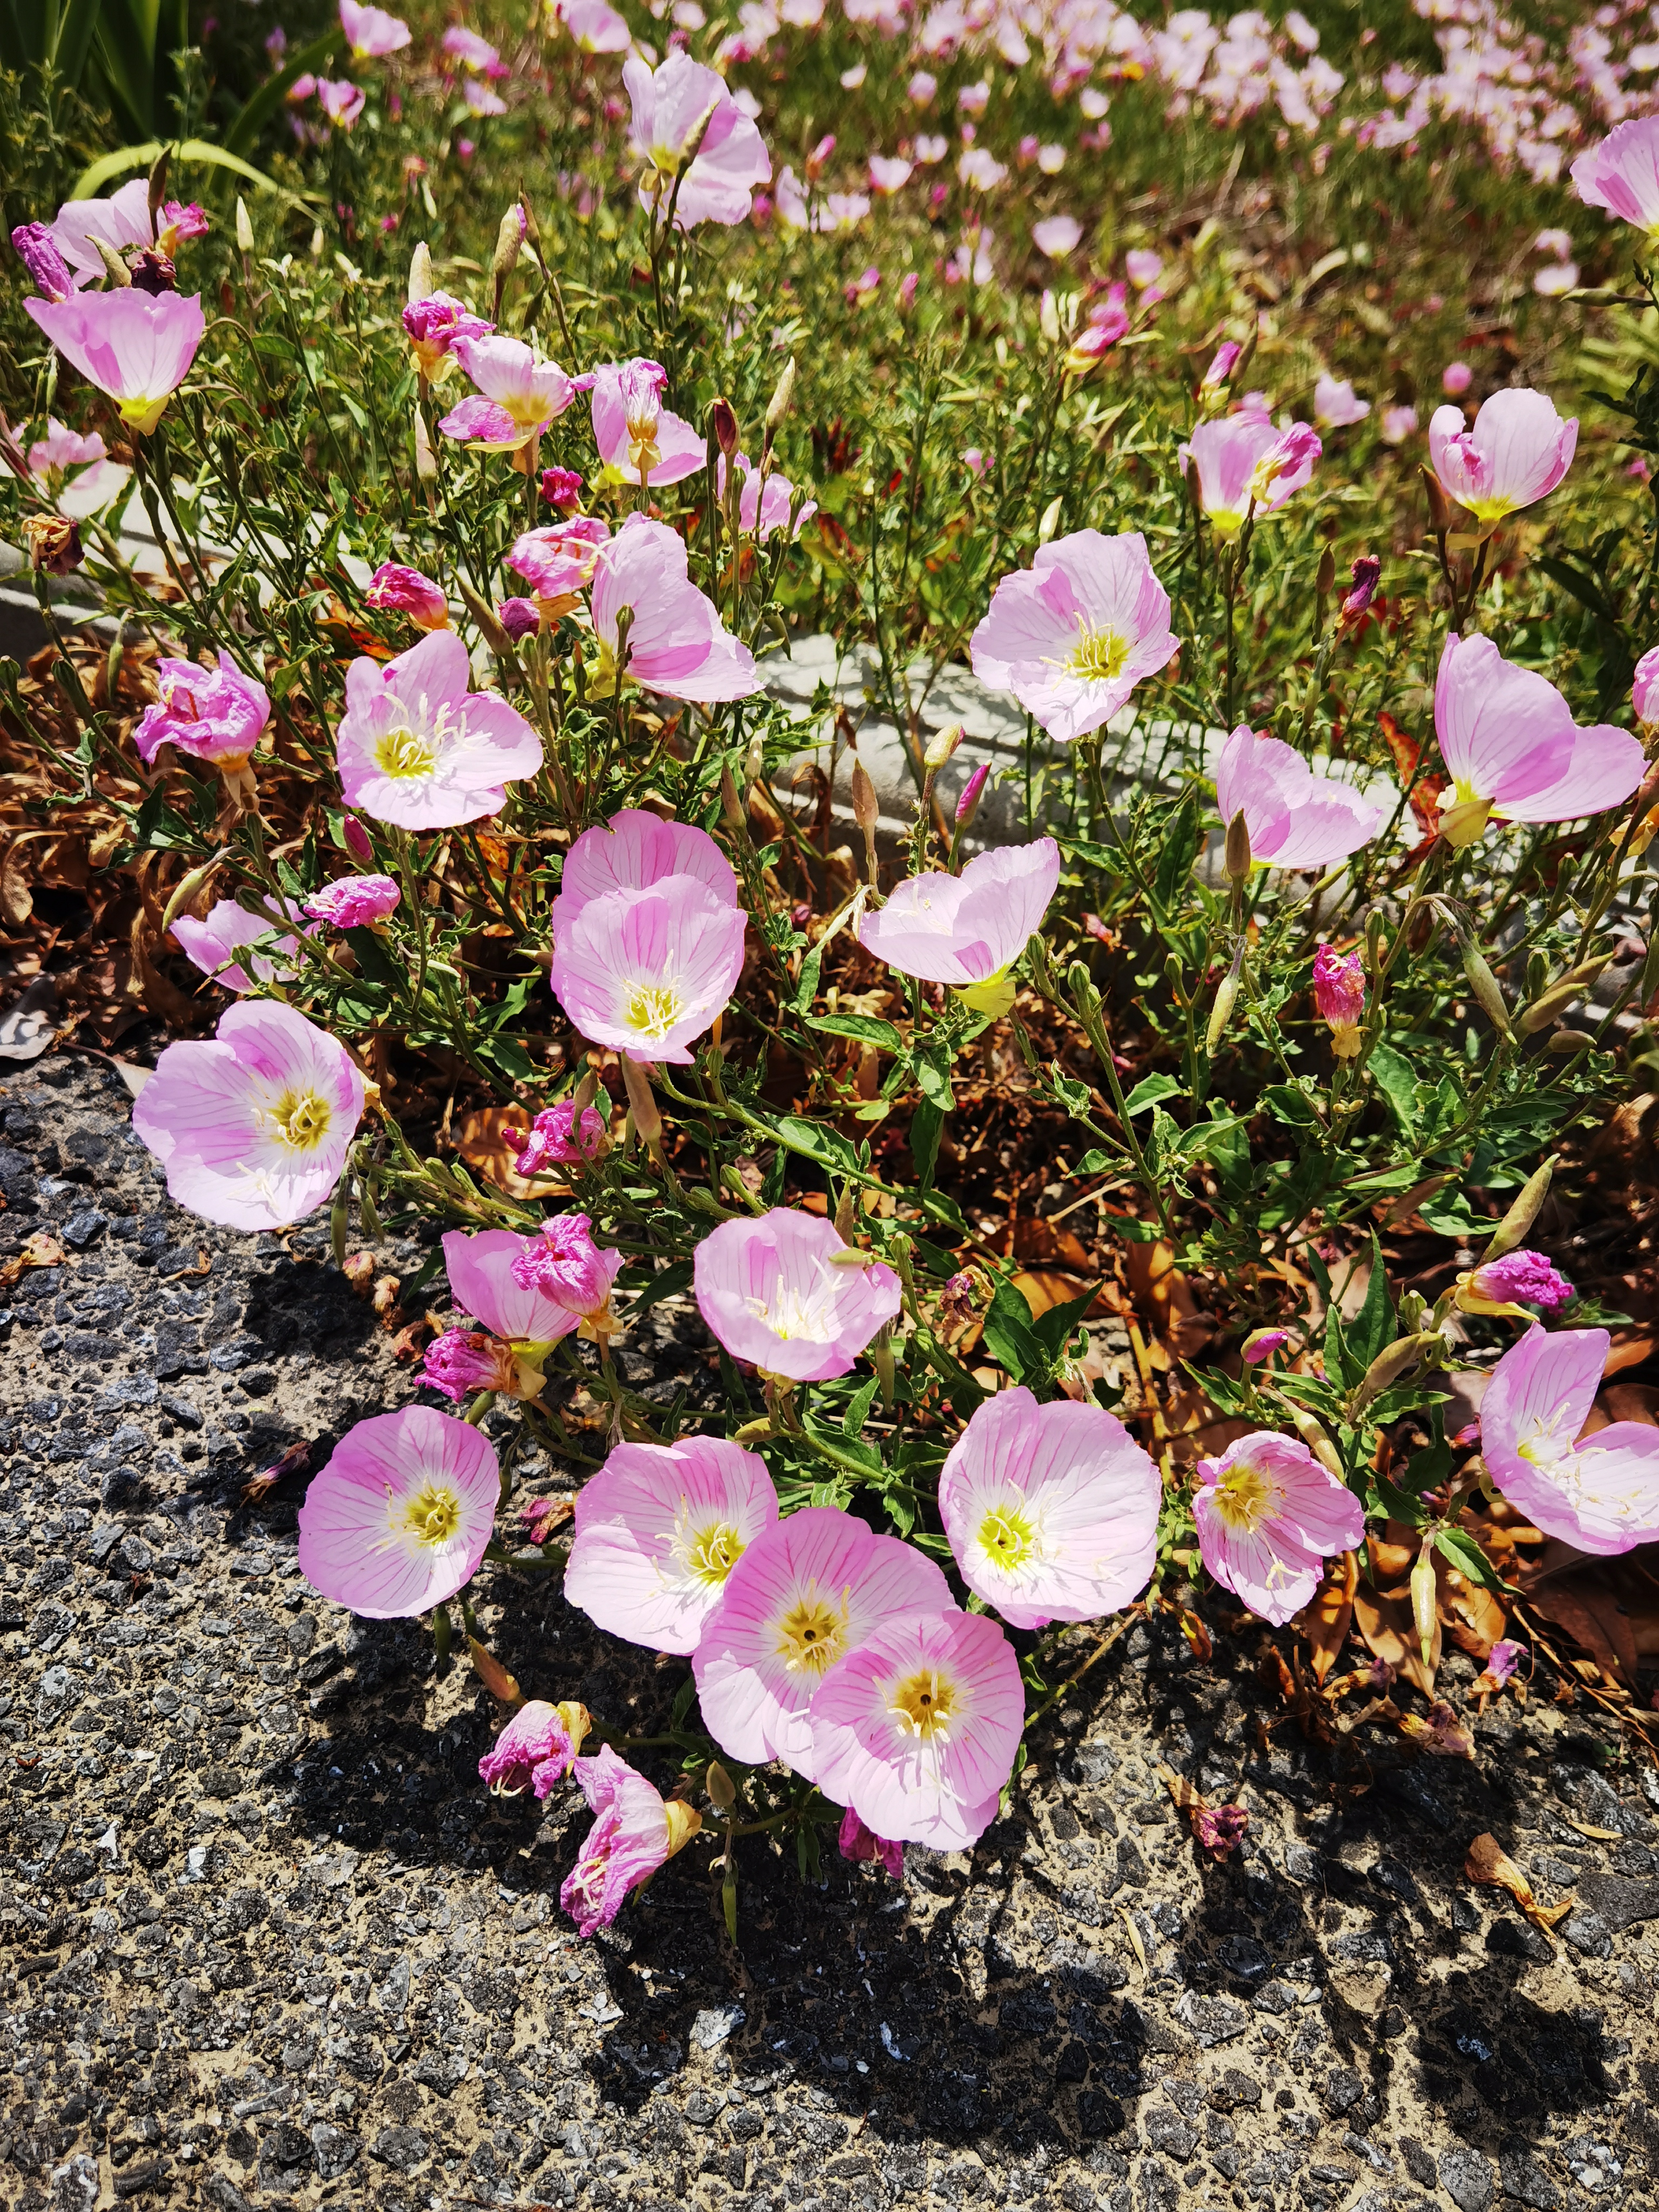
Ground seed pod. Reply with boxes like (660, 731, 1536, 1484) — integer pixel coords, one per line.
(1224, 807, 1251, 881)
(1546, 1028, 1594, 1054)
(1410, 1543, 1438, 1668)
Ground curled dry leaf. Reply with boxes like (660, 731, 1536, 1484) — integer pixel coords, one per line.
(1464, 1830, 1575, 1936)
(241, 1440, 314, 1506)
(467, 1635, 525, 1709)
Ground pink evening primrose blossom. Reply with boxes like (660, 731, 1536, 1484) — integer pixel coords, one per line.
(774, 168, 871, 233)
(716, 450, 817, 542)
(548, 806, 738, 943)
(11, 224, 75, 302)
(48, 178, 154, 288)
(334, 628, 543, 830)
(561, 1746, 702, 1937)
(441, 1225, 603, 1351)
(1427, 389, 1577, 525)
(507, 516, 610, 610)
(1312, 943, 1366, 1057)
(1125, 248, 1163, 290)
(1380, 404, 1419, 446)
(839, 1808, 904, 1879)
(132, 1000, 364, 1232)
(1313, 375, 1370, 428)
(1635, 645, 1659, 726)
(564, 1435, 780, 1655)
(1241, 1327, 1290, 1364)
(1433, 632, 1644, 846)
(588, 515, 761, 703)
(421, 1327, 549, 1403)
(550, 878, 746, 1064)
(1032, 214, 1081, 258)
(858, 839, 1060, 1017)
(1442, 361, 1473, 396)
(462, 78, 507, 116)
(1480, 1325, 1659, 1554)
(171, 896, 310, 994)
(810, 1607, 1024, 1851)
(365, 562, 448, 629)
(1214, 726, 1384, 872)
(970, 529, 1178, 742)
(315, 79, 367, 128)
(936, 1385, 1162, 1630)
(559, 0, 632, 49)
(340, 0, 409, 56)
(692, 1504, 952, 1777)
(297, 1405, 497, 1617)
(401, 292, 493, 380)
(1181, 415, 1322, 540)
(134, 650, 271, 770)
(624, 51, 772, 228)
(24, 287, 204, 436)
(1192, 1431, 1365, 1628)
(19, 417, 109, 493)
(869, 156, 914, 194)
(692, 1210, 902, 1384)
(508, 1100, 608, 1174)
(440, 333, 581, 451)
(478, 1699, 591, 1798)
(1201, 340, 1242, 392)
(1455, 1249, 1575, 1318)
(1572, 116, 1659, 245)
(589, 358, 705, 488)
(510, 1213, 626, 1341)
(304, 873, 401, 928)
(442, 24, 501, 70)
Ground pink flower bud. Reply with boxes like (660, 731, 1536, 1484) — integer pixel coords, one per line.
(1441, 359, 1472, 395)
(342, 815, 374, 864)
(365, 562, 449, 631)
(1241, 1327, 1290, 1364)
(541, 464, 585, 509)
(1201, 340, 1242, 391)
(1340, 554, 1381, 622)
(498, 596, 540, 640)
(806, 133, 837, 181)
(955, 760, 991, 828)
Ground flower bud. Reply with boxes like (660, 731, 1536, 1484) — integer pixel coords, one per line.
(1519, 955, 1613, 1034)
(1421, 464, 1451, 534)
(235, 197, 255, 254)
(720, 762, 745, 832)
(706, 1759, 737, 1812)
(413, 408, 438, 482)
(1410, 1543, 1438, 1668)
(619, 1054, 663, 1150)
(408, 239, 434, 304)
(1040, 287, 1061, 344)
(764, 358, 797, 437)
(710, 395, 739, 457)
(1341, 554, 1381, 622)
(923, 721, 965, 771)
(1545, 1028, 1593, 1054)
(851, 754, 879, 846)
(955, 760, 990, 832)
(492, 203, 528, 282)
(1480, 1155, 1555, 1263)
(1224, 807, 1251, 881)
(1315, 546, 1336, 598)
(95, 236, 133, 287)
(1205, 946, 1244, 1056)
(805, 132, 837, 181)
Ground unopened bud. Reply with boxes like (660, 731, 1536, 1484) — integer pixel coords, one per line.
(1410, 1544, 1438, 1667)
(492, 203, 528, 281)
(342, 1250, 376, 1297)
(870, 1329, 896, 1407)
(1481, 1155, 1555, 1263)
(1205, 946, 1244, 1057)
(95, 237, 132, 287)
(619, 1053, 663, 1149)
(710, 395, 739, 456)
(833, 1185, 858, 1242)
(1519, 956, 1613, 1034)
(408, 239, 434, 304)
(923, 722, 965, 771)
(851, 755, 879, 844)
(1351, 1332, 1437, 1415)
(147, 145, 170, 224)
(1421, 464, 1451, 534)
(743, 733, 765, 785)
(805, 132, 836, 180)
(1040, 287, 1061, 345)
(1224, 807, 1251, 881)
(1458, 942, 1511, 1037)
(720, 762, 745, 832)
(1037, 494, 1063, 545)
(764, 358, 797, 436)
(706, 1760, 737, 1812)
(1316, 546, 1336, 597)
(235, 197, 255, 254)
(517, 193, 541, 248)
(1545, 1028, 1593, 1054)
(1289, 1406, 1345, 1480)
(413, 409, 438, 482)
(955, 760, 990, 831)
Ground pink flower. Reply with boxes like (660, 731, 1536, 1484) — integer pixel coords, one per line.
(1433, 632, 1644, 846)
(20, 416, 109, 488)
(440, 333, 581, 450)
(421, 1327, 547, 1402)
(1572, 116, 1659, 244)
(334, 629, 543, 829)
(936, 1385, 1161, 1630)
(1193, 1432, 1364, 1627)
(441, 1225, 600, 1346)
(774, 167, 871, 232)
(442, 24, 501, 69)
(970, 529, 1178, 741)
(1380, 404, 1419, 446)
(550, 879, 746, 1064)
(1063, 287, 1127, 367)
(1455, 1250, 1575, 1318)
(908, 69, 936, 102)
(507, 516, 611, 606)
(589, 515, 761, 703)
(810, 1608, 1024, 1851)
(462, 78, 507, 116)
(1032, 214, 1081, 258)
(498, 596, 538, 639)
(549, 807, 738, 942)
(134, 649, 270, 768)
(559, 0, 632, 51)
(1482, 1637, 1525, 1688)
(589, 358, 705, 487)
(564, 1435, 779, 1653)
(869, 155, 913, 193)
(25, 287, 204, 435)
(1634, 645, 1659, 726)
(858, 839, 1060, 1013)
(959, 146, 1007, 191)
(624, 51, 772, 228)
(838, 1807, 904, 1878)
(561, 1746, 702, 1936)
(1340, 555, 1381, 623)
(343, 816, 374, 863)
(716, 450, 817, 542)
(1125, 248, 1163, 290)
(1313, 943, 1366, 1056)
(1427, 389, 1577, 525)
(1192, 1803, 1249, 1856)
(340, 0, 409, 55)
(509, 1213, 626, 1337)
(304, 873, 401, 927)
(478, 1699, 590, 1798)
(1214, 726, 1383, 871)
(171, 895, 309, 993)
(11, 223, 74, 302)
(1181, 416, 1322, 539)
(316, 78, 367, 127)
(48, 179, 153, 288)
(364, 562, 448, 629)
(1313, 374, 1370, 428)
(1241, 1327, 1290, 1364)
(1480, 1325, 1659, 1554)
(507, 1100, 608, 1174)
(542, 464, 584, 509)
(1442, 360, 1473, 396)
(844, 265, 881, 307)
(1534, 262, 1577, 298)
(297, 1405, 498, 1617)
(692, 1504, 952, 1775)
(132, 1000, 364, 1232)
(1200, 340, 1242, 391)
(401, 292, 493, 380)
(693, 1211, 902, 1383)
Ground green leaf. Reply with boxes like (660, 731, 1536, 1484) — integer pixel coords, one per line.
(771, 1112, 864, 1177)
(630, 1257, 696, 1317)
(792, 940, 823, 1015)
(1434, 1526, 1507, 1593)
(1123, 1072, 1182, 1116)
(1418, 1185, 1487, 1238)
(222, 24, 348, 158)
(1346, 1233, 1395, 1373)
(841, 1375, 881, 1436)
(670, 1673, 697, 1728)
(1367, 1043, 1419, 1137)
(345, 925, 404, 994)
(72, 136, 314, 218)
(810, 1011, 902, 1052)
(981, 1276, 1048, 1386)
(909, 1100, 943, 1189)
(1031, 1280, 1100, 1358)
(1151, 793, 1201, 914)
(1261, 1082, 1319, 1126)
(914, 1044, 953, 1111)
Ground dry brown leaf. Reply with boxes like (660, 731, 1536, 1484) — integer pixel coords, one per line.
(456, 1105, 543, 1198)
(1354, 1569, 1442, 1695)
(1465, 1830, 1574, 1935)
(468, 1636, 524, 1709)
(1561, 1816, 1622, 1843)
(1011, 1267, 1090, 1320)
(1297, 1549, 1358, 1684)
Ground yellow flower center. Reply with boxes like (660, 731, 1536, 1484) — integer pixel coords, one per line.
(977, 1499, 1039, 1570)
(889, 1665, 955, 1741)
(1208, 1459, 1277, 1533)
(680, 1518, 746, 1588)
(373, 721, 441, 779)
(1065, 623, 1130, 683)
(774, 1585, 849, 1677)
(624, 980, 686, 1042)
(268, 1088, 332, 1153)
(401, 1480, 462, 1548)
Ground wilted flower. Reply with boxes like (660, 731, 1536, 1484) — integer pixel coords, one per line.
(478, 1700, 591, 1798)
(623, 50, 771, 227)
(693, 1210, 902, 1382)
(421, 1327, 547, 1402)
(442, 1226, 602, 1350)
(859, 839, 1060, 1016)
(305, 873, 400, 928)
(11, 222, 75, 302)
(134, 650, 271, 771)
(297, 1406, 498, 1617)
(1215, 727, 1383, 871)
(589, 358, 705, 487)
(1427, 389, 1577, 525)
(542, 464, 584, 509)
(1454, 1249, 1574, 1318)
(25, 287, 204, 435)
(971, 530, 1177, 741)
(508, 1100, 608, 1174)
(1312, 943, 1366, 1057)
(1192, 1803, 1249, 1856)
(507, 515, 611, 609)
(1191, 1431, 1365, 1627)
(1181, 415, 1321, 539)
(21, 514, 82, 573)
(335, 629, 543, 829)
(588, 515, 761, 703)
(401, 291, 493, 380)
(1480, 1325, 1659, 1554)
(564, 1435, 779, 1653)
(132, 1001, 364, 1232)
(510, 1213, 626, 1339)
(1433, 632, 1643, 846)
(172, 896, 309, 993)
(839, 1808, 903, 1878)
(1480, 1637, 1526, 1689)
(498, 596, 539, 640)
(561, 1746, 702, 1936)
(365, 561, 449, 629)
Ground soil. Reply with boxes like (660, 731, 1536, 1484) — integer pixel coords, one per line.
(3, 1054, 1658, 2212)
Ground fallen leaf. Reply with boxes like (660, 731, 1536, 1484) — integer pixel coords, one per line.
(1297, 1549, 1357, 1684)
(1153, 1758, 1249, 1857)
(457, 1105, 544, 1198)
(468, 1636, 524, 1709)
(0, 1230, 68, 1289)
(1465, 1830, 1574, 1936)
(1561, 1816, 1623, 1843)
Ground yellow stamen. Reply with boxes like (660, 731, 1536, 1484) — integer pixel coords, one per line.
(774, 1584, 849, 1677)
(400, 1480, 462, 1548)
(889, 1665, 955, 1741)
(267, 1088, 332, 1153)
(1064, 623, 1130, 684)
(1208, 1459, 1277, 1534)
(624, 980, 686, 1042)
(977, 1499, 1038, 1571)
(372, 723, 441, 780)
